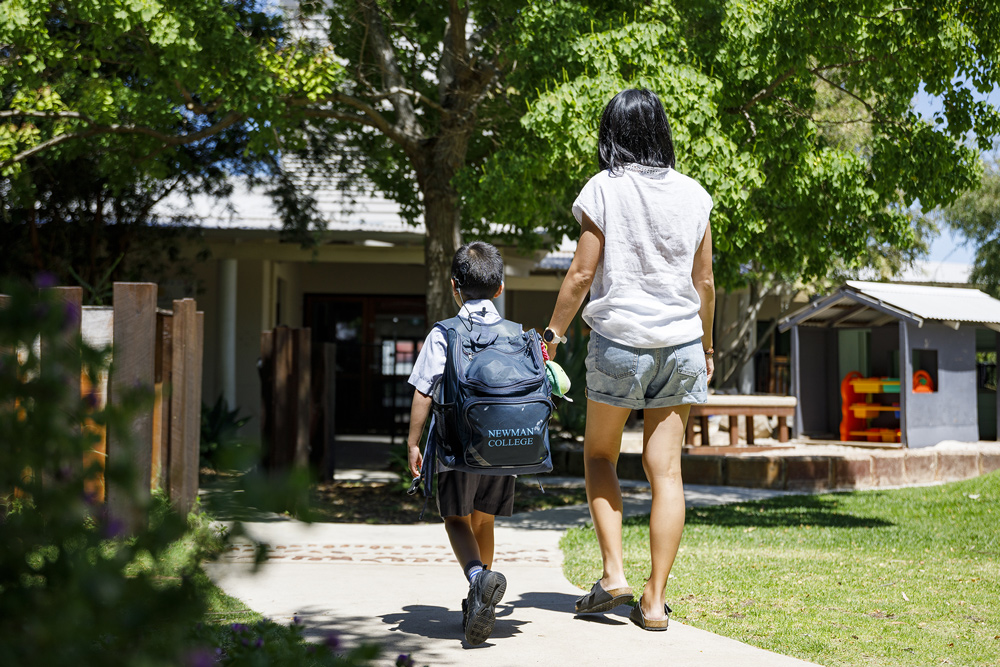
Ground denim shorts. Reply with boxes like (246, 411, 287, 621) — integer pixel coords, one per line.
(585, 332, 708, 409)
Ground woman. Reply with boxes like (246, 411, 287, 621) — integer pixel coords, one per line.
(542, 88, 715, 631)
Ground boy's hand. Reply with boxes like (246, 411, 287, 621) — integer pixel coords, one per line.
(407, 444, 423, 478)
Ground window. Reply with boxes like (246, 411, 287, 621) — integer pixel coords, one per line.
(912, 349, 938, 393)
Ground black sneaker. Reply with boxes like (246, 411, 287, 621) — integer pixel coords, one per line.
(461, 598, 468, 629)
(463, 569, 507, 645)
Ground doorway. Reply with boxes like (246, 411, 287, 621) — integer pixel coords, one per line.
(304, 294, 427, 436)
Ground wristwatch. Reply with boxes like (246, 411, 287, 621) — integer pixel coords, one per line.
(543, 327, 567, 345)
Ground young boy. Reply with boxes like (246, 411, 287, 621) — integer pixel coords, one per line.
(406, 241, 515, 646)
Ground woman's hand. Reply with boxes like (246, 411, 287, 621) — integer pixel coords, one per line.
(705, 354, 715, 384)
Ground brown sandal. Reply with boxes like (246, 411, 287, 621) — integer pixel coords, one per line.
(629, 597, 672, 631)
(575, 580, 634, 614)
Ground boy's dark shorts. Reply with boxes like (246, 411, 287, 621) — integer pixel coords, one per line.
(436, 470, 516, 518)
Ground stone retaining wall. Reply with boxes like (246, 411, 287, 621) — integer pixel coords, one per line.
(551, 443, 1000, 491)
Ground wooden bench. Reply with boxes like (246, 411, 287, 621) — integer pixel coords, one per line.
(685, 394, 797, 446)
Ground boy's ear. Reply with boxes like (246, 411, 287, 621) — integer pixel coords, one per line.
(451, 278, 458, 293)
(493, 282, 504, 298)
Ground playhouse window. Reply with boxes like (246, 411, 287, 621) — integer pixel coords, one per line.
(912, 349, 938, 393)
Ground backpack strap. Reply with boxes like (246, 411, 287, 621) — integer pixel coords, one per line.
(438, 315, 523, 343)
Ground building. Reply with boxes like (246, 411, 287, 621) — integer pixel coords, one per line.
(779, 281, 1000, 447)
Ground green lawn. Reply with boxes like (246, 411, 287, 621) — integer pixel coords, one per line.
(561, 472, 1000, 667)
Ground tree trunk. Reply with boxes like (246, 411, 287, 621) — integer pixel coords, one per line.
(416, 120, 471, 325)
(421, 178, 462, 324)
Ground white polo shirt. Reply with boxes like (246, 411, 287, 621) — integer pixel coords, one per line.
(407, 299, 504, 396)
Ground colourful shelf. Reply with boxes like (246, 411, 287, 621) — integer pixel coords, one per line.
(849, 428, 901, 443)
(850, 377, 900, 394)
(850, 403, 900, 419)
(841, 373, 902, 443)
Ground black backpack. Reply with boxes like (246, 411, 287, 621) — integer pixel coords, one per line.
(421, 314, 554, 489)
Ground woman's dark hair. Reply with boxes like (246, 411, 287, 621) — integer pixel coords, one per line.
(597, 88, 676, 173)
(451, 241, 504, 300)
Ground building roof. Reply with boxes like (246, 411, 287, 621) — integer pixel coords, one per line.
(154, 178, 424, 239)
(778, 281, 1000, 332)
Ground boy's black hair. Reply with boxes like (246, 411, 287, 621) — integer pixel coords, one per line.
(451, 241, 503, 300)
(598, 88, 676, 173)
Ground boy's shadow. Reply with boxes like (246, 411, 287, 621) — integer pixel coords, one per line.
(381, 591, 598, 647)
(381, 604, 530, 648)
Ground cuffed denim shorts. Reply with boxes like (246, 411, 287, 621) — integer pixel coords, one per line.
(585, 332, 708, 409)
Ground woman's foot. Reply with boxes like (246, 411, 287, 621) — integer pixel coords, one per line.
(575, 578, 633, 614)
(641, 583, 669, 621)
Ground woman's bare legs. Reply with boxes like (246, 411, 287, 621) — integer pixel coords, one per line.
(640, 404, 690, 620)
(583, 399, 634, 591)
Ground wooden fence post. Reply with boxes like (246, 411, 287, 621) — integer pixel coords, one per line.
(152, 311, 172, 491)
(260, 330, 274, 468)
(41, 287, 83, 481)
(322, 342, 337, 480)
(293, 328, 311, 468)
(106, 283, 157, 533)
(260, 327, 311, 471)
(168, 299, 200, 514)
(272, 326, 292, 469)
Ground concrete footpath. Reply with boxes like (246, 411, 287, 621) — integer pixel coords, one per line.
(204, 479, 821, 667)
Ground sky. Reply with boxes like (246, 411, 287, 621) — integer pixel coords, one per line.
(912, 82, 1000, 265)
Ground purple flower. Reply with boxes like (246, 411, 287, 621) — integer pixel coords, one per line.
(241, 638, 249, 647)
(85, 390, 100, 410)
(100, 512, 126, 539)
(324, 632, 340, 650)
(183, 648, 215, 667)
(396, 654, 415, 667)
(34, 272, 57, 289)
(254, 638, 263, 649)
(230, 623, 248, 633)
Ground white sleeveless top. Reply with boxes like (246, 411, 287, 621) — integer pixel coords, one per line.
(572, 164, 713, 348)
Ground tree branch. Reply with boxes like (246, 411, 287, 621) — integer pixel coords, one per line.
(809, 69, 884, 120)
(1, 110, 243, 169)
(356, 0, 423, 140)
(370, 86, 448, 114)
(292, 91, 417, 152)
(173, 80, 224, 114)
(734, 67, 797, 113)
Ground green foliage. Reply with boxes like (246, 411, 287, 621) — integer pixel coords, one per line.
(201, 395, 252, 471)
(0, 283, 383, 665)
(0, 281, 206, 666)
(0, 1, 285, 291)
(465, 0, 1000, 289)
(942, 159, 1000, 296)
(562, 473, 1000, 667)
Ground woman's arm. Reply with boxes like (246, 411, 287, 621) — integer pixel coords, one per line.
(544, 213, 604, 359)
(692, 222, 715, 383)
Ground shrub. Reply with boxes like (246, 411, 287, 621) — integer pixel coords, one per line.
(201, 395, 252, 471)
(0, 283, 381, 666)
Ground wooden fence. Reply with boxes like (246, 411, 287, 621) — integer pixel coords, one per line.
(259, 326, 313, 472)
(6, 283, 205, 530)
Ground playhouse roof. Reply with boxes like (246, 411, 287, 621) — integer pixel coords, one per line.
(778, 281, 1000, 332)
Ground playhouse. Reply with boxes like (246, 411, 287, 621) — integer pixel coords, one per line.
(778, 281, 1000, 447)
